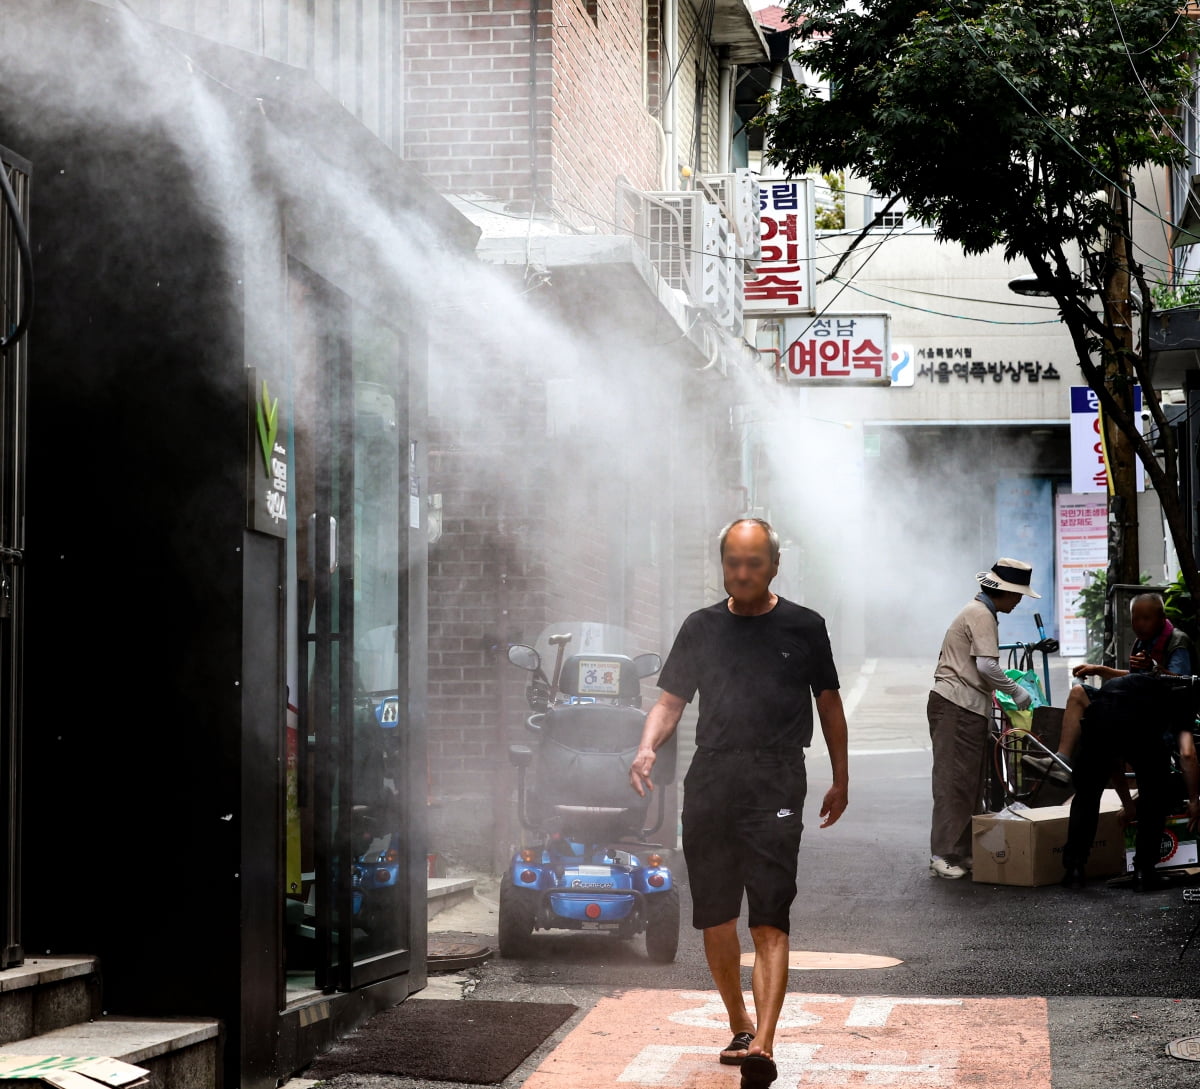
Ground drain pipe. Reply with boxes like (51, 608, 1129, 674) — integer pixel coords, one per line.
(528, 0, 541, 209)
(663, 0, 678, 187)
(717, 47, 733, 174)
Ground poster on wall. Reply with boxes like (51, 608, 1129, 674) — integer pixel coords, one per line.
(1055, 491, 1108, 657)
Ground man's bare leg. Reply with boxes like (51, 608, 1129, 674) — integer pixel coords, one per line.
(747, 924, 789, 1057)
(703, 919, 755, 1060)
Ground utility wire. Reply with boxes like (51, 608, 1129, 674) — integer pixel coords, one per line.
(827, 277, 1064, 325)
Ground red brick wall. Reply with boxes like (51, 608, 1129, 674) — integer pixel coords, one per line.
(404, 0, 554, 199)
(425, 357, 678, 870)
(548, 0, 662, 226)
(404, 0, 661, 222)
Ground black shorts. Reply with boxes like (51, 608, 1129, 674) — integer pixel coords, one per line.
(680, 747, 807, 933)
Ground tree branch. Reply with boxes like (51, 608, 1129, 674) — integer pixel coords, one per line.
(816, 195, 900, 285)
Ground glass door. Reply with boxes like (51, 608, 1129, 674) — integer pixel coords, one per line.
(341, 309, 410, 987)
(284, 262, 412, 997)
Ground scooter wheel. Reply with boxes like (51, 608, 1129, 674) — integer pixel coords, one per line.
(644, 887, 679, 963)
(498, 874, 537, 958)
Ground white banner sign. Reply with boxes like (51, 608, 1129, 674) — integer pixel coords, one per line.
(1055, 491, 1109, 656)
(1069, 385, 1144, 493)
(781, 313, 891, 383)
(745, 179, 816, 315)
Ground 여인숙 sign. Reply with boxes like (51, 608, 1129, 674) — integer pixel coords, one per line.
(781, 313, 891, 384)
(744, 179, 816, 315)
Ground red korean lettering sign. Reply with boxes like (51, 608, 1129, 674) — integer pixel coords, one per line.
(782, 314, 891, 384)
(745, 179, 815, 315)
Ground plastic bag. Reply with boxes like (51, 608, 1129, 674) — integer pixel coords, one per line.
(993, 668, 1047, 732)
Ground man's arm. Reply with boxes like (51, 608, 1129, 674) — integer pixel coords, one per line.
(1073, 663, 1126, 681)
(630, 691, 688, 797)
(815, 688, 849, 828)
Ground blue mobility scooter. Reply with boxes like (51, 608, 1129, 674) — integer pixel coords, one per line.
(501, 625, 680, 961)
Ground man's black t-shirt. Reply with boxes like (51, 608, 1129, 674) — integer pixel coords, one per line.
(657, 596, 839, 750)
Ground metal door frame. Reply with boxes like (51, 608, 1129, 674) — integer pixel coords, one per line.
(0, 144, 31, 971)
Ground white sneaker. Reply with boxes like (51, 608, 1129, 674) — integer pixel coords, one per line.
(929, 856, 968, 880)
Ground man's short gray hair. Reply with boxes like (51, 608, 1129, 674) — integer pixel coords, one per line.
(1131, 592, 1166, 615)
(719, 518, 781, 564)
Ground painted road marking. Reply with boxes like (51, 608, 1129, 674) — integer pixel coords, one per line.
(738, 950, 903, 970)
(523, 989, 1050, 1089)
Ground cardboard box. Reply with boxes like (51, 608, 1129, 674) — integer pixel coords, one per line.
(1123, 814, 1200, 872)
(972, 791, 1125, 886)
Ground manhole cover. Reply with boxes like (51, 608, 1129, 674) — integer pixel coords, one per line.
(428, 939, 493, 971)
(1167, 1036, 1200, 1061)
(740, 950, 903, 970)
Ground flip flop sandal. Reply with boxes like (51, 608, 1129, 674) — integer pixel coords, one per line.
(740, 1054, 778, 1088)
(719, 1032, 755, 1066)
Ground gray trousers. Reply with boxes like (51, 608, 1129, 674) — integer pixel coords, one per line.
(927, 690, 990, 860)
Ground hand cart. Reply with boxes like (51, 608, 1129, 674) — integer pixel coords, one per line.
(986, 612, 1070, 811)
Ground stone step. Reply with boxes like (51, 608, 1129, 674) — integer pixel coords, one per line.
(0, 957, 99, 1046)
(426, 876, 477, 920)
(0, 1016, 220, 1089)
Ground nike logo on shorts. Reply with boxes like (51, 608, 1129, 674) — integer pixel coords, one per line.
(777, 808, 794, 818)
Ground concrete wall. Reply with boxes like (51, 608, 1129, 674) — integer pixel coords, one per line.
(105, 0, 404, 147)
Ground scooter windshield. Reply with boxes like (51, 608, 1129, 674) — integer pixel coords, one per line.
(527, 621, 652, 663)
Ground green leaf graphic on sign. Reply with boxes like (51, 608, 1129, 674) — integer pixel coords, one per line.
(256, 380, 279, 476)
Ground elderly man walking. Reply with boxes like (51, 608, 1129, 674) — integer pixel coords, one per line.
(630, 518, 849, 1089)
(927, 559, 1039, 880)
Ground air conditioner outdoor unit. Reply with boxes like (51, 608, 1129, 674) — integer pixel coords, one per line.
(641, 191, 743, 335)
(699, 168, 762, 268)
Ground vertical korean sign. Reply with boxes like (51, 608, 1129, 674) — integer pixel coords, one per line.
(1069, 385, 1144, 493)
(1056, 492, 1109, 656)
(745, 178, 816, 316)
(249, 368, 289, 538)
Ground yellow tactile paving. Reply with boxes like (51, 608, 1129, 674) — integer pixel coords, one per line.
(525, 989, 1051, 1088)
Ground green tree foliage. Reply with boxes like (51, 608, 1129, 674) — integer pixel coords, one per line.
(765, 0, 1191, 259)
(814, 171, 845, 230)
(762, 0, 1200, 600)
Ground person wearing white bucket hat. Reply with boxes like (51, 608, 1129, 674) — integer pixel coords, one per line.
(926, 559, 1040, 879)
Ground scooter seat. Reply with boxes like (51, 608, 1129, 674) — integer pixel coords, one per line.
(543, 703, 646, 752)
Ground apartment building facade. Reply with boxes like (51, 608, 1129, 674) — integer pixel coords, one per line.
(402, 0, 777, 869)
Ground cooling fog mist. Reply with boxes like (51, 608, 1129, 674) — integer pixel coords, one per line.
(0, 0, 1078, 885)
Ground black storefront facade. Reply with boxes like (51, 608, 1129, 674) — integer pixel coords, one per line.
(0, 6, 478, 1086)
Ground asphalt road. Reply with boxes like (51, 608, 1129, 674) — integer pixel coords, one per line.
(460, 749, 1200, 998)
(304, 658, 1200, 1088)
